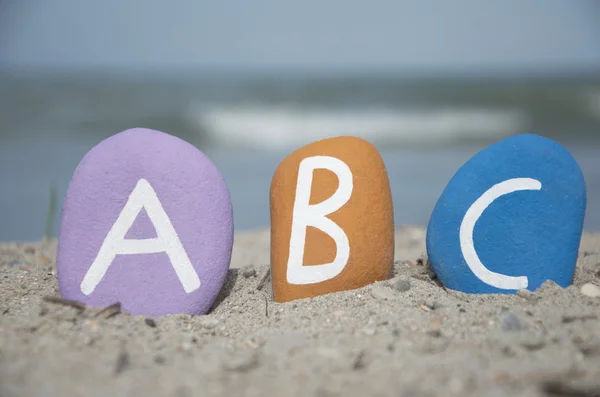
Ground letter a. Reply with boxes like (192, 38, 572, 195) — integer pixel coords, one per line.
(286, 156, 353, 285)
(80, 178, 200, 295)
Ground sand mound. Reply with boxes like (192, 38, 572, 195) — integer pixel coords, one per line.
(1, 227, 600, 397)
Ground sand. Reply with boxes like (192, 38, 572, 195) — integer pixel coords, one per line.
(1, 227, 600, 397)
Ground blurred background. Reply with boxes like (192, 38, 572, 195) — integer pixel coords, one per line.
(0, 0, 599, 241)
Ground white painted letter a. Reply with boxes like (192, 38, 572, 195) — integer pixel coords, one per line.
(80, 178, 200, 295)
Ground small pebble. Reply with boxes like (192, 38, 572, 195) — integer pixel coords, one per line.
(579, 343, 600, 357)
(516, 289, 532, 299)
(352, 351, 367, 370)
(572, 335, 585, 345)
(198, 317, 220, 329)
(549, 332, 562, 343)
(114, 351, 130, 375)
(362, 328, 376, 336)
(370, 286, 396, 301)
(394, 278, 411, 292)
(426, 329, 442, 338)
(144, 318, 157, 328)
(332, 310, 346, 318)
(500, 313, 525, 331)
(519, 336, 546, 351)
(242, 267, 257, 278)
(225, 352, 259, 372)
(580, 283, 600, 298)
(501, 345, 517, 357)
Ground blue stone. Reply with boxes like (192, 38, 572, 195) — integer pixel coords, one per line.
(426, 134, 586, 294)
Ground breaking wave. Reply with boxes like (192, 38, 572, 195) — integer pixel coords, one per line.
(183, 104, 529, 150)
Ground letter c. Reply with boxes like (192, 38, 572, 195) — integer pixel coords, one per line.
(459, 178, 542, 290)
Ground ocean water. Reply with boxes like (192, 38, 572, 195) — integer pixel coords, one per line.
(1, 72, 600, 241)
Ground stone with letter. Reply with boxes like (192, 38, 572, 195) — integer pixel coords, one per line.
(57, 128, 234, 316)
(270, 136, 395, 302)
(426, 133, 586, 294)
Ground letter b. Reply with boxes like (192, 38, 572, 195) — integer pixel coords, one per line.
(287, 156, 353, 284)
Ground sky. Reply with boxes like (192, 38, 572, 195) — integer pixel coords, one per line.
(0, 0, 599, 75)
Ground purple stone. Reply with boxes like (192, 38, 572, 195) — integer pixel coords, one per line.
(57, 128, 234, 316)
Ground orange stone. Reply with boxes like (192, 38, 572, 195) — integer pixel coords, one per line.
(270, 136, 395, 302)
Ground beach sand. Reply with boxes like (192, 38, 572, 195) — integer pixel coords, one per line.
(1, 227, 600, 397)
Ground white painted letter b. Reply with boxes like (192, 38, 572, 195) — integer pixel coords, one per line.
(286, 156, 353, 285)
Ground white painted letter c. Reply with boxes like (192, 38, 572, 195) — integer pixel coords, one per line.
(459, 178, 542, 290)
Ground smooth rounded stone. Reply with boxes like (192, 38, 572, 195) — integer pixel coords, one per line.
(500, 312, 525, 331)
(370, 285, 396, 301)
(242, 267, 257, 278)
(516, 289, 534, 300)
(426, 134, 586, 294)
(270, 136, 394, 302)
(394, 278, 411, 292)
(198, 317, 221, 329)
(57, 128, 233, 317)
(580, 283, 600, 297)
(518, 335, 546, 351)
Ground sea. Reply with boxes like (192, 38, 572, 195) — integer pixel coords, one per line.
(1, 71, 600, 242)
